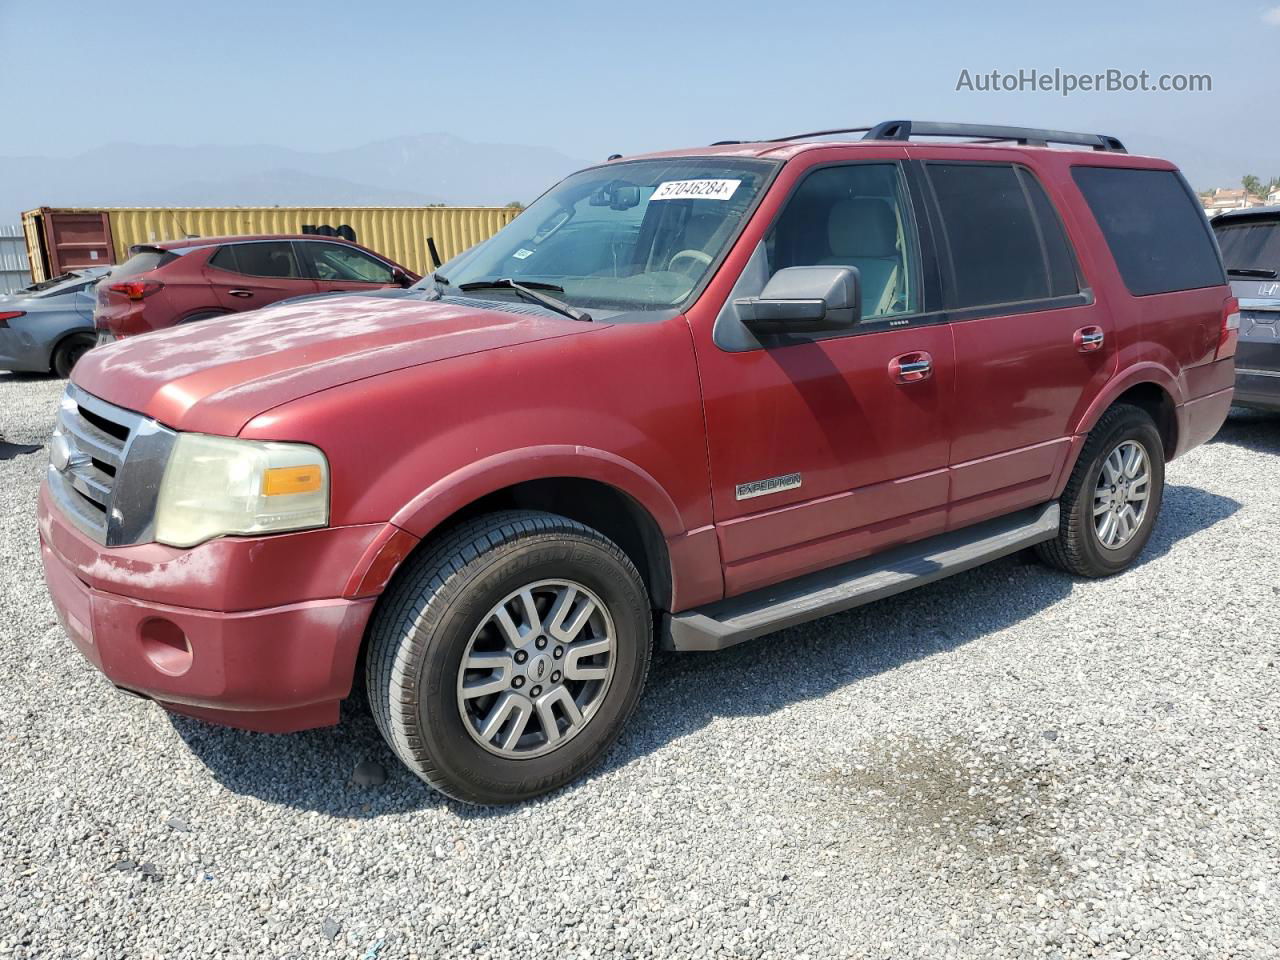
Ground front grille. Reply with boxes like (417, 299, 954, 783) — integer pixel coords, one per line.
(46, 385, 175, 546)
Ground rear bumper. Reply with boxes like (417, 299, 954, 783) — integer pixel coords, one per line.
(1234, 367, 1280, 411)
(1173, 385, 1234, 458)
(38, 484, 380, 733)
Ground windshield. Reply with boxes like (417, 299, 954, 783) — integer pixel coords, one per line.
(1214, 218, 1280, 271)
(424, 157, 777, 319)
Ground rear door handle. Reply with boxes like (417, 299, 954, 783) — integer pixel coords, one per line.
(890, 351, 933, 384)
(1074, 326, 1105, 352)
(228, 289, 254, 298)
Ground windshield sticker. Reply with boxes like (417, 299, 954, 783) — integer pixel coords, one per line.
(651, 179, 742, 202)
(511, 248, 534, 260)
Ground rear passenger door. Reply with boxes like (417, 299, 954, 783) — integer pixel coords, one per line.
(297, 240, 399, 295)
(919, 158, 1117, 528)
(205, 241, 318, 311)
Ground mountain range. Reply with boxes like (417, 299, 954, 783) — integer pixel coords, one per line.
(0, 133, 593, 220)
(0, 129, 1267, 226)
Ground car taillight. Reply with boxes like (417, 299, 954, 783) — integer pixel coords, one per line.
(108, 280, 164, 301)
(1216, 296, 1239, 360)
(0, 310, 25, 328)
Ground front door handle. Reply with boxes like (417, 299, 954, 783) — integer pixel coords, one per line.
(227, 289, 254, 298)
(890, 351, 933, 384)
(1074, 326, 1105, 352)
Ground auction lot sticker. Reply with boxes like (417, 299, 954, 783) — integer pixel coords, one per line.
(651, 179, 741, 201)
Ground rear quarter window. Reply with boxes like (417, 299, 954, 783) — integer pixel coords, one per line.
(1072, 167, 1225, 296)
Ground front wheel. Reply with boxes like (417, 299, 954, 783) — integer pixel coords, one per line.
(1036, 404, 1165, 577)
(365, 511, 652, 804)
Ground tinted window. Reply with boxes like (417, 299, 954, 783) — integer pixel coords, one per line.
(111, 248, 177, 279)
(300, 242, 395, 284)
(1072, 167, 1225, 296)
(207, 245, 238, 272)
(210, 242, 301, 278)
(927, 163, 1076, 309)
(1213, 218, 1280, 272)
(1021, 171, 1081, 297)
(766, 163, 919, 318)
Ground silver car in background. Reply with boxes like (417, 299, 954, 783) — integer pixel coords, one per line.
(0, 268, 109, 377)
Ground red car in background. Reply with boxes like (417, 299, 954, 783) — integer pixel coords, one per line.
(94, 234, 419, 338)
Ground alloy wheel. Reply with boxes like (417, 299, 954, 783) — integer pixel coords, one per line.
(1092, 439, 1151, 549)
(456, 579, 616, 759)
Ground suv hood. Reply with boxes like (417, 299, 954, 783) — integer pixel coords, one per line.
(73, 294, 599, 434)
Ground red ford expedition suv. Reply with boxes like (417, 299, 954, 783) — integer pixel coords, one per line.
(39, 121, 1236, 804)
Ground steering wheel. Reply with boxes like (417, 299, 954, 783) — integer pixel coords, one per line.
(667, 248, 713, 275)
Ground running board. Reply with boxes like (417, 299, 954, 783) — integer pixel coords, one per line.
(664, 502, 1060, 652)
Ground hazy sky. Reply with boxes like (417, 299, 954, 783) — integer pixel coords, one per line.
(3, 0, 1278, 185)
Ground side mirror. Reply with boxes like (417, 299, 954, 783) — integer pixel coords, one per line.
(733, 266, 861, 336)
(392, 268, 414, 288)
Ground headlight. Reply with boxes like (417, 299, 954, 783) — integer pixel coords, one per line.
(154, 434, 329, 547)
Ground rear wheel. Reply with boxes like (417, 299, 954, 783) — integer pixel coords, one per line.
(1036, 404, 1165, 577)
(51, 333, 96, 378)
(365, 510, 652, 804)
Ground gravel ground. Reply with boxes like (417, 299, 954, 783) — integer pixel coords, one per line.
(2, 369, 1277, 959)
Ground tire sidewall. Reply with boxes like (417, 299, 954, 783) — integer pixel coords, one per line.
(1073, 413, 1165, 574)
(403, 532, 650, 802)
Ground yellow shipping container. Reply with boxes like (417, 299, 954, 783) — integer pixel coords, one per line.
(21, 205, 519, 283)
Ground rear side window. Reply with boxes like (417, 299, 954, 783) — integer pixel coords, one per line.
(1072, 167, 1225, 296)
(1213, 218, 1280, 272)
(926, 163, 1079, 310)
(112, 247, 177, 279)
(208, 242, 301, 278)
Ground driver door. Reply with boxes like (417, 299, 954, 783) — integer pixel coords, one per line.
(687, 154, 956, 596)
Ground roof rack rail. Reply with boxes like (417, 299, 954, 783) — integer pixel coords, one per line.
(862, 120, 1126, 153)
(763, 126, 872, 143)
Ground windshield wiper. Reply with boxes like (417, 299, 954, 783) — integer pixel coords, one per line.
(457, 278, 591, 322)
(1227, 267, 1278, 279)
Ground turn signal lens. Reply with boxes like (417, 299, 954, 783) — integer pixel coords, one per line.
(262, 465, 325, 496)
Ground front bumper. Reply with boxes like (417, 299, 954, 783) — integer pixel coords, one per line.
(38, 483, 380, 732)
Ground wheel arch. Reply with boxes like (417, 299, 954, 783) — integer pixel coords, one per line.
(1056, 373, 1179, 497)
(365, 448, 683, 614)
(178, 308, 231, 324)
(411, 477, 674, 613)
